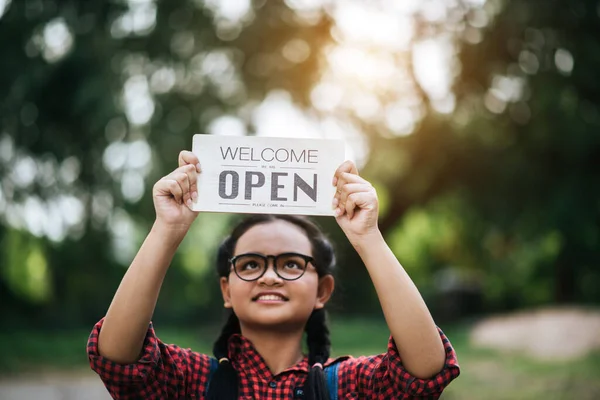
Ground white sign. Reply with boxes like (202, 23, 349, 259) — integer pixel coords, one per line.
(191, 135, 345, 216)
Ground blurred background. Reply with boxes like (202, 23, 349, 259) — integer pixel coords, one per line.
(1, 0, 599, 399)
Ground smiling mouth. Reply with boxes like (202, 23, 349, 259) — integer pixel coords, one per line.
(253, 294, 289, 301)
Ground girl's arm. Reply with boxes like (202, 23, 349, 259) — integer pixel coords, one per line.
(98, 151, 201, 364)
(353, 233, 446, 379)
(333, 161, 446, 379)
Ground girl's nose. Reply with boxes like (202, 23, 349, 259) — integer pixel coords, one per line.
(257, 261, 283, 285)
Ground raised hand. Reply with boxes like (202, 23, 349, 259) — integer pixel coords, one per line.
(332, 160, 380, 243)
(152, 150, 201, 230)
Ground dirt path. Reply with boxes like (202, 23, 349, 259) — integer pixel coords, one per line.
(470, 306, 600, 360)
(0, 371, 111, 400)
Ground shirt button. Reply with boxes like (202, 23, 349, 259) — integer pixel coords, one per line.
(269, 381, 277, 388)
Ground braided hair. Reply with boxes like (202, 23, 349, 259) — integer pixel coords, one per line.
(207, 215, 336, 400)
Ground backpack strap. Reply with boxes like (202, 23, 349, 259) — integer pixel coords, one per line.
(206, 357, 340, 399)
(324, 362, 339, 400)
(205, 357, 219, 395)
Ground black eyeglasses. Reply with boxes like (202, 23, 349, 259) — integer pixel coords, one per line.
(229, 252, 315, 281)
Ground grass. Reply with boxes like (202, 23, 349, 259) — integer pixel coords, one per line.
(1, 318, 599, 399)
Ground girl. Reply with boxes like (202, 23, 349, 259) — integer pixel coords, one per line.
(88, 151, 460, 399)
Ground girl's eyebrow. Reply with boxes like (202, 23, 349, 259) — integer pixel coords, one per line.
(232, 251, 313, 258)
(236, 251, 309, 255)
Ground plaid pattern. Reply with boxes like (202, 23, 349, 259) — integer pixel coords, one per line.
(88, 318, 460, 399)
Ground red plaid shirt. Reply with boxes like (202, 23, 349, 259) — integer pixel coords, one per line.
(88, 319, 459, 399)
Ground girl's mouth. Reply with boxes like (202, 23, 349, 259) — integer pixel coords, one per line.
(252, 293, 289, 302)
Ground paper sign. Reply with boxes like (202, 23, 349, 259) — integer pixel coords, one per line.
(191, 135, 345, 216)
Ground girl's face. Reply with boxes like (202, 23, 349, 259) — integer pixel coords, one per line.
(220, 220, 334, 330)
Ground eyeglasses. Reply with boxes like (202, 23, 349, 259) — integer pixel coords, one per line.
(229, 252, 315, 282)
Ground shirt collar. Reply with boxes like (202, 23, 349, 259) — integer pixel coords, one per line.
(227, 333, 345, 378)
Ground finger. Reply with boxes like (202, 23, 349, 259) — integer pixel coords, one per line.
(338, 183, 372, 212)
(178, 172, 192, 207)
(338, 172, 369, 185)
(178, 150, 201, 172)
(345, 193, 357, 219)
(333, 160, 358, 186)
(335, 174, 370, 200)
(336, 172, 371, 197)
(181, 163, 199, 200)
(167, 171, 191, 206)
(345, 192, 375, 219)
(156, 179, 184, 204)
(331, 195, 339, 210)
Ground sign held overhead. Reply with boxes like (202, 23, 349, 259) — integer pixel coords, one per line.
(191, 135, 345, 216)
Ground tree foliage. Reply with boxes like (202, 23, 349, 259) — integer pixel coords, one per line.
(372, 0, 600, 312)
(1, 0, 599, 328)
(0, 0, 333, 326)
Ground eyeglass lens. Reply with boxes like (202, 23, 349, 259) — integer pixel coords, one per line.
(233, 254, 308, 281)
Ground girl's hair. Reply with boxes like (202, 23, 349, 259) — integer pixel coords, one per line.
(207, 214, 336, 400)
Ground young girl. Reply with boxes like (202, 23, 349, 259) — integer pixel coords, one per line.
(88, 151, 460, 399)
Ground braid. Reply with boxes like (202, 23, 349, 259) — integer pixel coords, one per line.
(206, 311, 240, 400)
(305, 309, 332, 400)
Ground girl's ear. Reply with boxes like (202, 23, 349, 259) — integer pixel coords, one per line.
(314, 275, 334, 309)
(220, 277, 233, 308)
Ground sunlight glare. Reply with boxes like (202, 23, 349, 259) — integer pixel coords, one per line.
(282, 39, 311, 63)
(59, 195, 84, 227)
(46, 201, 66, 242)
(351, 93, 381, 121)
(123, 75, 155, 125)
(126, 140, 152, 170)
(204, 0, 252, 22)
(252, 91, 368, 167)
(150, 67, 177, 94)
(41, 18, 74, 63)
(92, 191, 114, 226)
(311, 82, 344, 112)
(413, 37, 454, 100)
(390, 0, 421, 15)
(284, 0, 324, 11)
(0, 0, 11, 19)
(112, 0, 157, 38)
(385, 104, 417, 136)
(463, 0, 487, 6)
(420, 0, 448, 22)
(121, 170, 145, 202)
(259, 1, 474, 140)
(59, 156, 81, 185)
(0, 134, 13, 163)
(110, 209, 137, 265)
(11, 155, 37, 188)
(328, 45, 396, 88)
(103, 141, 127, 174)
(207, 115, 247, 136)
(254, 91, 322, 139)
(431, 94, 456, 114)
(334, 3, 413, 50)
(555, 48, 574, 75)
(23, 196, 45, 237)
(320, 117, 368, 167)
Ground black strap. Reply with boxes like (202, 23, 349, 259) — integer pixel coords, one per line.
(205, 357, 340, 398)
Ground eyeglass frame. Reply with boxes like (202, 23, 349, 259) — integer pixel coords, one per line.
(228, 252, 315, 282)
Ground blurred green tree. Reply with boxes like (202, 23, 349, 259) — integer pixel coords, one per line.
(367, 0, 600, 313)
(1, 0, 599, 329)
(0, 0, 333, 327)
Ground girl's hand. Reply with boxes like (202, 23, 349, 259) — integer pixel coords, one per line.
(332, 160, 380, 244)
(152, 151, 201, 231)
